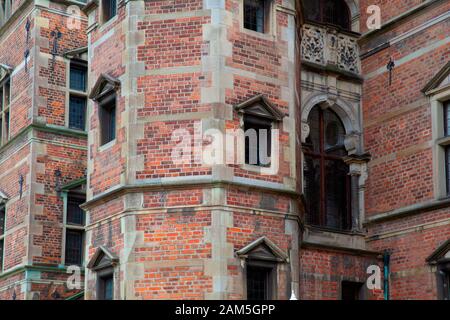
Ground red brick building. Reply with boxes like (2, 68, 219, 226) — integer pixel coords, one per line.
(0, 0, 448, 300)
(0, 0, 88, 299)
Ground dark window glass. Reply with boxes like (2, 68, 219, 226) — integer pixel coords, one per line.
(69, 96, 87, 130)
(70, 64, 87, 92)
(244, 115, 271, 166)
(445, 102, 450, 136)
(100, 94, 116, 145)
(0, 239, 4, 271)
(4, 110, 8, 139)
(446, 147, 450, 196)
(103, 0, 117, 22)
(302, 0, 351, 30)
(303, 106, 351, 231)
(341, 281, 363, 300)
(445, 271, 450, 300)
(247, 266, 271, 300)
(99, 274, 114, 300)
(65, 230, 83, 266)
(0, 207, 5, 235)
(67, 196, 85, 226)
(4, 79, 10, 107)
(244, 0, 266, 33)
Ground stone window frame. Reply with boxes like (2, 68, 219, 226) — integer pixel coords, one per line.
(99, 0, 118, 26)
(236, 236, 288, 300)
(60, 179, 86, 267)
(65, 57, 88, 132)
(89, 73, 120, 150)
(301, 93, 368, 233)
(0, 72, 11, 146)
(239, 0, 276, 39)
(0, 190, 7, 274)
(87, 246, 119, 300)
(426, 239, 450, 300)
(234, 94, 285, 175)
(423, 62, 450, 200)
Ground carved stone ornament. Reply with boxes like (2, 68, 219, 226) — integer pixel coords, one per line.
(301, 25, 325, 65)
(337, 36, 359, 73)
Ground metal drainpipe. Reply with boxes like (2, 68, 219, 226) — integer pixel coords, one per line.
(383, 250, 391, 300)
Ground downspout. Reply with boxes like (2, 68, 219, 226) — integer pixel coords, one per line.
(383, 250, 390, 300)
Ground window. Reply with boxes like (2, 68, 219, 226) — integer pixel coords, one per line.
(98, 272, 114, 300)
(0, 206, 5, 235)
(302, 0, 351, 30)
(243, 0, 272, 33)
(341, 281, 363, 300)
(0, 77, 11, 145)
(247, 265, 273, 300)
(244, 115, 272, 166)
(102, 0, 117, 23)
(64, 195, 85, 266)
(0, 206, 4, 272)
(0, 0, 12, 27)
(69, 62, 87, 131)
(303, 106, 352, 231)
(99, 93, 116, 145)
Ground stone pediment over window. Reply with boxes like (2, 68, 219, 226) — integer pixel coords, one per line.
(236, 236, 288, 262)
(89, 73, 120, 101)
(0, 189, 8, 205)
(235, 94, 285, 121)
(63, 46, 88, 61)
(422, 62, 450, 95)
(427, 239, 450, 264)
(0, 63, 12, 83)
(87, 246, 119, 270)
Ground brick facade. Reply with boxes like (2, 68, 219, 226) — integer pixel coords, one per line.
(0, 0, 448, 300)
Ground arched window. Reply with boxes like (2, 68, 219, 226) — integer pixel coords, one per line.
(302, 0, 351, 30)
(303, 106, 351, 230)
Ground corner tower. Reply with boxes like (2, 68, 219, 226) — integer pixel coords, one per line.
(83, 0, 300, 300)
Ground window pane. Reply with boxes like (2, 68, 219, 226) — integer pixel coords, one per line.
(0, 239, 4, 271)
(304, 156, 321, 226)
(104, 276, 113, 300)
(4, 80, 10, 107)
(100, 96, 116, 145)
(69, 96, 87, 130)
(342, 282, 362, 300)
(305, 106, 320, 153)
(4, 110, 9, 140)
(325, 159, 350, 230)
(65, 230, 83, 265)
(244, 116, 271, 166)
(323, 109, 346, 156)
(67, 197, 85, 226)
(247, 266, 270, 300)
(0, 207, 5, 235)
(103, 0, 117, 22)
(244, 0, 265, 33)
(70, 65, 87, 92)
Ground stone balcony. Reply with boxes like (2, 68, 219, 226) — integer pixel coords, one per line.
(300, 22, 361, 76)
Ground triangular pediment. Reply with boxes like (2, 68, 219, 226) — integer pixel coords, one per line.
(422, 61, 450, 95)
(0, 63, 12, 83)
(89, 73, 120, 101)
(0, 189, 8, 205)
(427, 239, 450, 264)
(87, 246, 119, 270)
(235, 94, 285, 121)
(236, 236, 288, 262)
(64, 46, 88, 60)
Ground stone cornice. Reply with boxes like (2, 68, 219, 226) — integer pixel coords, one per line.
(360, 0, 444, 41)
(81, 181, 300, 210)
(364, 197, 450, 226)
